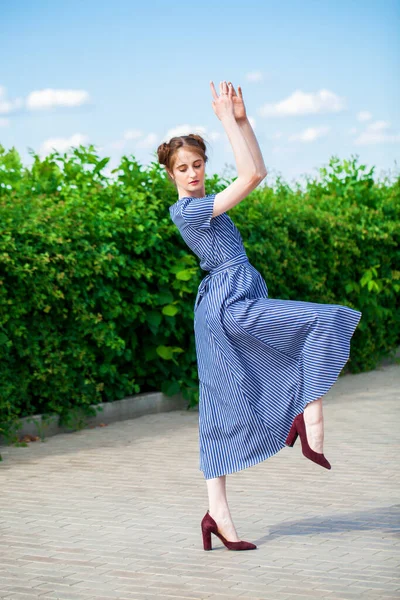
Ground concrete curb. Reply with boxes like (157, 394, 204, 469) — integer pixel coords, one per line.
(0, 390, 193, 445)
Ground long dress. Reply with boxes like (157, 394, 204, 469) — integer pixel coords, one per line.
(169, 193, 362, 480)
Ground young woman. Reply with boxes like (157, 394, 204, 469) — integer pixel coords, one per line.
(157, 80, 361, 552)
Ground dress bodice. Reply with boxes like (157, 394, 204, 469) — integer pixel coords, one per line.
(169, 193, 247, 271)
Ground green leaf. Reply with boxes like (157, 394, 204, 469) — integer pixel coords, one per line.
(93, 157, 110, 175)
(176, 269, 193, 281)
(154, 291, 174, 305)
(146, 311, 162, 328)
(161, 380, 181, 396)
(360, 270, 372, 286)
(156, 345, 174, 360)
(162, 304, 178, 316)
(156, 345, 184, 360)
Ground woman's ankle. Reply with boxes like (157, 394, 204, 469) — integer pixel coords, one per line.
(304, 413, 323, 426)
(304, 401, 323, 425)
(209, 507, 232, 522)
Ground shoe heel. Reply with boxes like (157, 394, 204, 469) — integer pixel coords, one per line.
(202, 526, 212, 551)
(286, 421, 298, 446)
(201, 511, 257, 551)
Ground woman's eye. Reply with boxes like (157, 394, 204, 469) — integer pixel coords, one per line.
(179, 164, 201, 172)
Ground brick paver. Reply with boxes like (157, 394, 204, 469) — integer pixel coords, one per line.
(0, 364, 399, 600)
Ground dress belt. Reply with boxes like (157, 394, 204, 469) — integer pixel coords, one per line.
(208, 251, 250, 276)
(195, 251, 250, 306)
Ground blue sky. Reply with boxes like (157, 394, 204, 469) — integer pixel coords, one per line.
(1, 0, 399, 185)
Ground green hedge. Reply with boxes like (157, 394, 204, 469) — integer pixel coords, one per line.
(0, 145, 399, 448)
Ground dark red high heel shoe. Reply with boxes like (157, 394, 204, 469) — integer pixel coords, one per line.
(286, 412, 332, 470)
(201, 510, 257, 551)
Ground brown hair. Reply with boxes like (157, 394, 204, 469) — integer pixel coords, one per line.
(157, 134, 208, 185)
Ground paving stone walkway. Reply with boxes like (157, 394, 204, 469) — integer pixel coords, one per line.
(0, 363, 399, 600)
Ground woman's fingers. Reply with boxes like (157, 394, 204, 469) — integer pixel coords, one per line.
(210, 79, 237, 101)
(210, 81, 219, 100)
(228, 81, 238, 96)
(210, 80, 236, 120)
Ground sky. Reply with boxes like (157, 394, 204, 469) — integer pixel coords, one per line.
(1, 0, 399, 185)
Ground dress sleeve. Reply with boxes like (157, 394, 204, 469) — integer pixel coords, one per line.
(180, 194, 216, 230)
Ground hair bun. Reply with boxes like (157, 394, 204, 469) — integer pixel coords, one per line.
(157, 141, 170, 166)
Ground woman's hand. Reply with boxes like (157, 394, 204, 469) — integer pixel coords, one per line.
(210, 80, 235, 121)
(227, 81, 247, 122)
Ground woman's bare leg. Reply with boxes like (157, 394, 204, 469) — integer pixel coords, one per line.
(303, 396, 324, 453)
(205, 399, 324, 543)
(206, 475, 241, 542)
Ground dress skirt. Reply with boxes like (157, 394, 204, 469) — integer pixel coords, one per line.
(194, 252, 361, 480)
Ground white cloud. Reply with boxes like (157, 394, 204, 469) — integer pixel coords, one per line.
(0, 86, 23, 114)
(354, 120, 400, 145)
(110, 123, 222, 155)
(246, 71, 263, 83)
(0, 85, 90, 114)
(164, 124, 207, 140)
(349, 127, 357, 135)
(288, 126, 330, 143)
(208, 131, 222, 141)
(123, 129, 143, 140)
(136, 133, 158, 149)
(40, 133, 89, 155)
(26, 89, 90, 110)
(270, 131, 283, 140)
(108, 129, 143, 150)
(0, 117, 9, 127)
(259, 89, 346, 117)
(367, 120, 391, 132)
(357, 110, 372, 122)
(271, 145, 297, 155)
(162, 124, 225, 149)
(109, 140, 127, 150)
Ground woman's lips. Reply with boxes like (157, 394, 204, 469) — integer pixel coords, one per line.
(190, 180, 199, 184)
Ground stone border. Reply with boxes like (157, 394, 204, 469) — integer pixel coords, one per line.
(0, 390, 192, 445)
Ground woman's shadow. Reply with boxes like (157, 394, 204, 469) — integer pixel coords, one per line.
(257, 504, 400, 544)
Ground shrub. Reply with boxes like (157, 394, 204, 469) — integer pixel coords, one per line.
(0, 146, 398, 448)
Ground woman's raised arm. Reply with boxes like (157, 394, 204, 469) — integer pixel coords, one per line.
(210, 80, 265, 216)
(228, 81, 267, 178)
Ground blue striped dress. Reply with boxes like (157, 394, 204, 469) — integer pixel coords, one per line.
(169, 193, 362, 480)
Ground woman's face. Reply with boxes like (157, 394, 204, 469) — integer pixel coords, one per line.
(169, 148, 205, 198)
